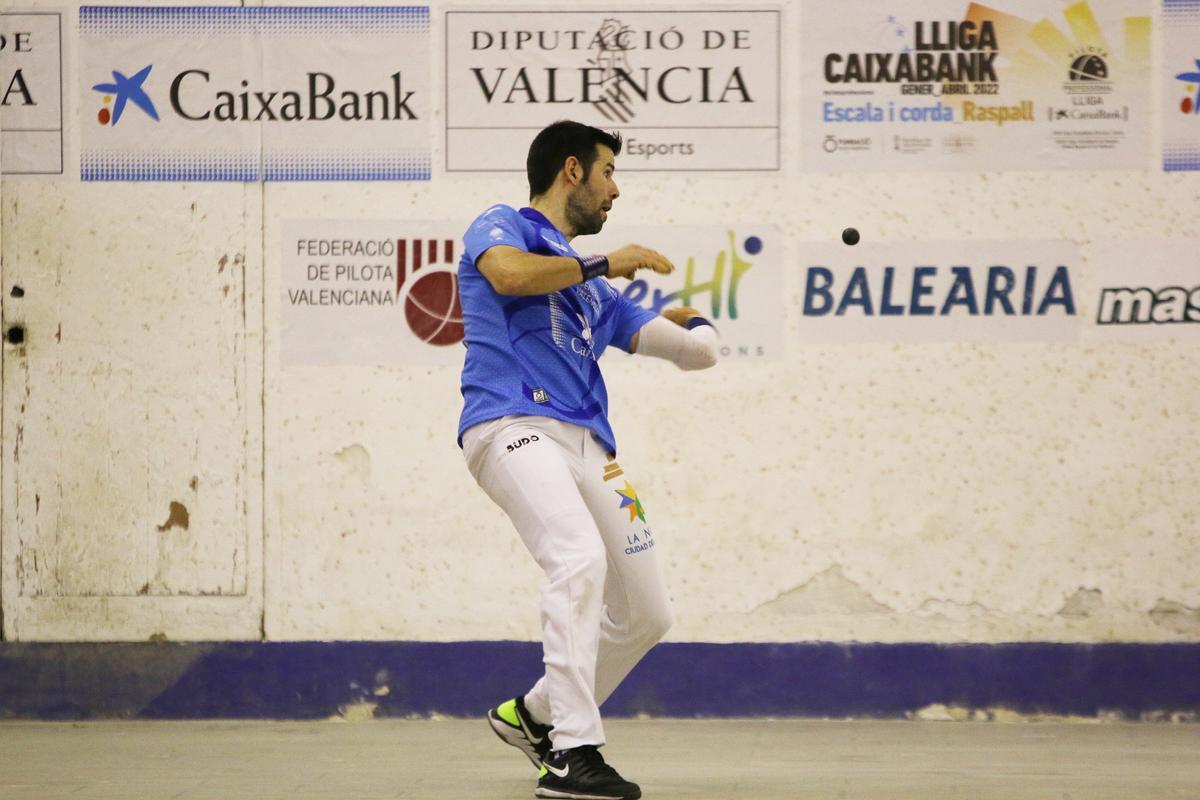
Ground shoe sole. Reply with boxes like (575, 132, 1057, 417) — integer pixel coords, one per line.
(486, 710, 542, 770)
(534, 789, 641, 800)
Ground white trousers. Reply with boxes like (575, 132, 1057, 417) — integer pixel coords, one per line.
(463, 415, 673, 749)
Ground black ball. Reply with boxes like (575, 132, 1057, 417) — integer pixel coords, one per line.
(841, 227, 860, 246)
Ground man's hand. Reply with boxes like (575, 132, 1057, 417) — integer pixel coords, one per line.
(662, 306, 704, 327)
(606, 244, 674, 280)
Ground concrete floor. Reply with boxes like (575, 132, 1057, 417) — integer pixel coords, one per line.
(1, 719, 1198, 800)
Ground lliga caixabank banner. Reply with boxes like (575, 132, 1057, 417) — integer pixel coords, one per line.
(801, 0, 1151, 171)
(1163, 0, 1200, 170)
(444, 9, 780, 172)
(281, 221, 781, 366)
(79, 6, 430, 181)
(796, 241, 1080, 342)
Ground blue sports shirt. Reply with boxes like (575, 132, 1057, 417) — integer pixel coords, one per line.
(457, 205, 657, 454)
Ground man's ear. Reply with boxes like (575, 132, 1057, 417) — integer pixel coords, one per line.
(563, 155, 582, 185)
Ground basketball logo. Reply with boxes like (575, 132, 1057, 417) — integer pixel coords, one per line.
(404, 271, 463, 346)
(396, 238, 464, 346)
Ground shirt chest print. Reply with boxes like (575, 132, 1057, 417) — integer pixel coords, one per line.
(548, 290, 600, 362)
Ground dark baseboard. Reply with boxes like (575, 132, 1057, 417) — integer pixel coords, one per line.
(1, 641, 1197, 720)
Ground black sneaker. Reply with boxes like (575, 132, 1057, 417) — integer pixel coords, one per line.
(535, 745, 641, 800)
(486, 696, 553, 770)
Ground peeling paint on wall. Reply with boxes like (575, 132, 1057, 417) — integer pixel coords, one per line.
(754, 565, 893, 615)
(1060, 588, 1106, 618)
(334, 444, 371, 487)
(1149, 601, 1200, 635)
(156, 502, 190, 533)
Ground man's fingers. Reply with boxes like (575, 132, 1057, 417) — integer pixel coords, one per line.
(611, 245, 674, 276)
(643, 249, 674, 274)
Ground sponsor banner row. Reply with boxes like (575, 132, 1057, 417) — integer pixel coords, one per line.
(4, 2, 1199, 177)
(281, 224, 1200, 366)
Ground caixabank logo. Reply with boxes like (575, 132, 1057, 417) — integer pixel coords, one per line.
(1175, 59, 1200, 115)
(1165, 57, 1200, 171)
(90, 63, 417, 125)
(91, 64, 158, 125)
(79, 6, 431, 182)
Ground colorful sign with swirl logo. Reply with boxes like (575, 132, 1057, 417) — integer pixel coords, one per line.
(588, 225, 783, 360)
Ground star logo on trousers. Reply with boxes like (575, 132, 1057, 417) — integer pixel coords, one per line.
(615, 481, 646, 524)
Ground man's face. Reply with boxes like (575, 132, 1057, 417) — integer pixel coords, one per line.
(565, 144, 619, 237)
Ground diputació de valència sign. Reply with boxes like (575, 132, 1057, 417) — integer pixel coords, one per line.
(444, 8, 781, 172)
(79, 6, 430, 181)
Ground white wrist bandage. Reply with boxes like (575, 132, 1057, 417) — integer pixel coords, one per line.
(633, 315, 719, 371)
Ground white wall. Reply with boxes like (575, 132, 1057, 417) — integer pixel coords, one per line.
(2, 1, 1197, 643)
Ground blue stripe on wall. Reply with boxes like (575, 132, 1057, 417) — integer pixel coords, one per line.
(1, 642, 1197, 720)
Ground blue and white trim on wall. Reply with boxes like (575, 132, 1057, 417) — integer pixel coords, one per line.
(2, 641, 1197, 720)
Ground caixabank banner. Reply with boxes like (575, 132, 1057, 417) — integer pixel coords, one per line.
(445, 8, 780, 172)
(79, 6, 430, 181)
(1163, 0, 1200, 170)
(801, 0, 1151, 171)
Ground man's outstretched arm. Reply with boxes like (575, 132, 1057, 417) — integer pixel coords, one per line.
(629, 307, 719, 371)
(478, 244, 675, 296)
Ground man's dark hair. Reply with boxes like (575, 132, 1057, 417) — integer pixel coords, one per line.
(527, 120, 622, 198)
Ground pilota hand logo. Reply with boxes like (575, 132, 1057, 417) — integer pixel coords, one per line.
(92, 65, 160, 125)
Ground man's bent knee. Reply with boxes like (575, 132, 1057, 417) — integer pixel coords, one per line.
(639, 602, 673, 643)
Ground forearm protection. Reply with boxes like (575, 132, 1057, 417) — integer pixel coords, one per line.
(633, 315, 719, 371)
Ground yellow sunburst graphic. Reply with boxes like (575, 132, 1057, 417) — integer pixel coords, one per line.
(965, 1, 1149, 90)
